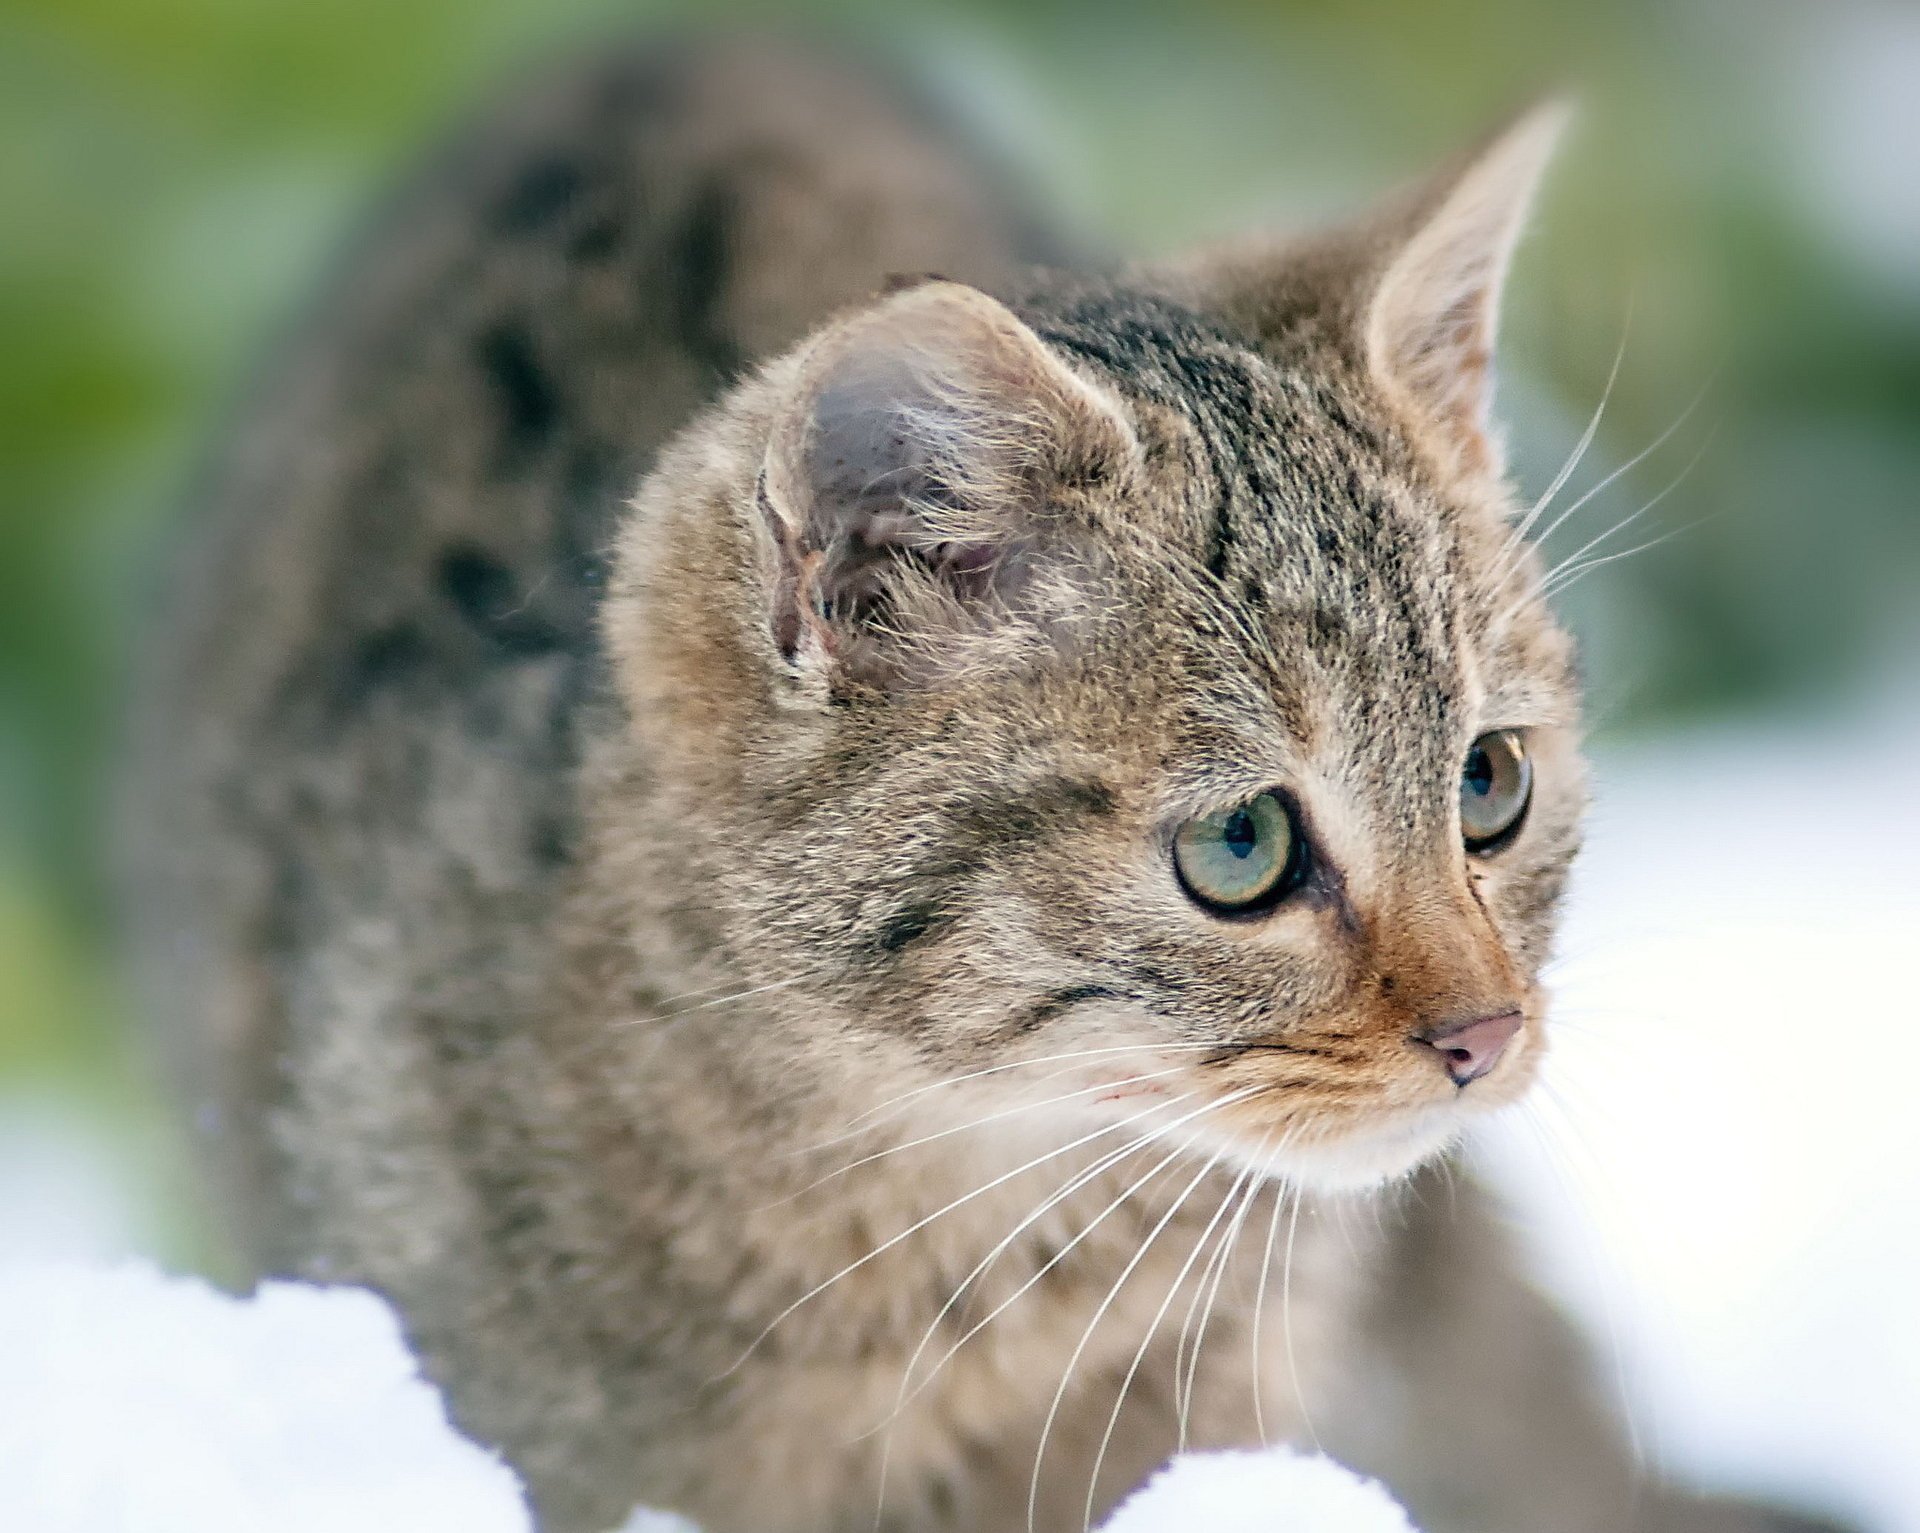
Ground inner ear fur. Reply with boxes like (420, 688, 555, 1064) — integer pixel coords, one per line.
(758, 280, 1134, 679)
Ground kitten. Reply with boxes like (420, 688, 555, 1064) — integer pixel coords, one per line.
(119, 37, 1837, 1533)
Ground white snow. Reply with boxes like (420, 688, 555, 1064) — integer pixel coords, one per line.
(0, 1260, 530, 1533)
(1098, 1449, 1417, 1533)
(0, 1258, 1413, 1533)
(1476, 702, 1920, 1533)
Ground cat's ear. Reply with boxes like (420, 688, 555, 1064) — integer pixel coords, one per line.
(1362, 101, 1568, 477)
(758, 280, 1133, 687)
(1184, 101, 1569, 480)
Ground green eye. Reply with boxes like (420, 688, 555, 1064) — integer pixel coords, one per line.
(1173, 791, 1300, 913)
(1460, 729, 1533, 851)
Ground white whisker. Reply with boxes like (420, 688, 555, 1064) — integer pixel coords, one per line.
(767, 1067, 1189, 1214)
(1176, 1139, 1271, 1447)
(1082, 1150, 1257, 1533)
(718, 1102, 1198, 1380)
(1024, 1086, 1263, 1532)
(610, 973, 815, 1030)
(794, 1041, 1233, 1158)
(1527, 1085, 1648, 1472)
(1248, 1138, 1294, 1446)
(881, 1094, 1245, 1425)
(1534, 425, 1716, 588)
(1494, 293, 1635, 577)
(1281, 1184, 1322, 1452)
(860, 1098, 1182, 1529)
(1537, 511, 1717, 607)
(1513, 373, 1713, 576)
(721, 1083, 1259, 1383)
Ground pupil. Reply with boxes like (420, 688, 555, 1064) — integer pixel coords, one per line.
(1464, 748, 1494, 798)
(1222, 809, 1258, 859)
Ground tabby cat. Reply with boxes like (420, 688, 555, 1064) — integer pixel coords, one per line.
(120, 36, 1834, 1533)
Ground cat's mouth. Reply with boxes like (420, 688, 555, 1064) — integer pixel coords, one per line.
(1166, 1022, 1543, 1192)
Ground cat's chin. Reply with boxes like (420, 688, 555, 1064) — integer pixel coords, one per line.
(1263, 1108, 1466, 1194)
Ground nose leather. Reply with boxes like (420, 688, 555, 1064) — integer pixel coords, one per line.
(1417, 1010, 1522, 1085)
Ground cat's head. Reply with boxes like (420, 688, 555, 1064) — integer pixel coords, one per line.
(608, 105, 1584, 1191)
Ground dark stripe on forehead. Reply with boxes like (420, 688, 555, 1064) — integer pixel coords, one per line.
(1019, 287, 1271, 581)
(1017, 277, 1469, 740)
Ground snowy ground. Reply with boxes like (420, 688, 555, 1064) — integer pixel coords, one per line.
(2, 701, 1915, 1531)
(0, 1258, 1411, 1533)
(1475, 701, 1920, 1533)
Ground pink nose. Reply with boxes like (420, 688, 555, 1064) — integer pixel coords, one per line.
(1417, 1010, 1522, 1086)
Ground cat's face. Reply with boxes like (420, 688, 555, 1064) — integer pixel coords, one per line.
(611, 106, 1583, 1191)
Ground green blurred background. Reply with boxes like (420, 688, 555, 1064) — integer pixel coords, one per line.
(2, 0, 1915, 1261)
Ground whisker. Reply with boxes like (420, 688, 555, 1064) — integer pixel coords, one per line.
(1082, 1151, 1259, 1533)
(765, 1067, 1189, 1213)
(1280, 1183, 1323, 1452)
(721, 1088, 1253, 1382)
(864, 1103, 1203, 1527)
(1516, 372, 1712, 569)
(868, 1095, 1199, 1416)
(609, 973, 817, 1030)
(1176, 1138, 1272, 1448)
(1249, 1138, 1294, 1446)
(1024, 1087, 1264, 1532)
(1494, 292, 1636, 574)
(1172, 1180, 1244, 1446)
(791, 1042, 1229, 1160)
(1536, 510, 1719, 607)
(1527, 1084, 1648, 1472)
(1489, 370, 1714, 607)
(878, 1095, 1244, 1427)
(1534, 426, 1717, 590)
(1174, 1142, 1271, 1438)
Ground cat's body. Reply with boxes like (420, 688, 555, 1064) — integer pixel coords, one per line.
(122, 38, 1826, 1533)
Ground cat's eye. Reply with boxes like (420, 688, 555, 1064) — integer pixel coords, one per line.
(1173, 791, 1302, 914)
(1460, 729, 1533, 852)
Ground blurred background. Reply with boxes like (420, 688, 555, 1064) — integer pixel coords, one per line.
(1, 0, 1914, 1527)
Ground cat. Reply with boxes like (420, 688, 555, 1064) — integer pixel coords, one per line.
(118, 35, 1840, 1533)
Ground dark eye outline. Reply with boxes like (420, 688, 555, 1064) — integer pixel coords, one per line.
(1171, 789, 1310, 918)
(1460, 729, 1534, 855)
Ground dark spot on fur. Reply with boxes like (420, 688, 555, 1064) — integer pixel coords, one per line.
(479, 325, 558, 458)
(491, 157, 585, 233)
(950, 776, 1115, 855)
(568, 217, 622, 260)
(438, 545, 565, 657)
(1004, 984, 1122, 1037)
(340, 622, 427, 709)
(874, 901, 945, 955)
(529, 811, 573, 869)
(1117, 959, 1189, 998)
(440, 545, 514, 620)
(1052, 776, 1118, 818)
(1309, 605, 1349, 647)
(674, 181, 744, 378)
(1206, 491, 1236, 579)
(879, 270, 949, 295)
(1214, 1037, 1345, 1062)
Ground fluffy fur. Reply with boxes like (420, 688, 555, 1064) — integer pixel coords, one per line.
(120, 38, 1836, 1533)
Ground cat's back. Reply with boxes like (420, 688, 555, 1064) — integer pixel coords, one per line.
(118, 37, 1059, 1267)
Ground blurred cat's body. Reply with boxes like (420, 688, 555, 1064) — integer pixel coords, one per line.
(121, 38, 1832, 1533)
